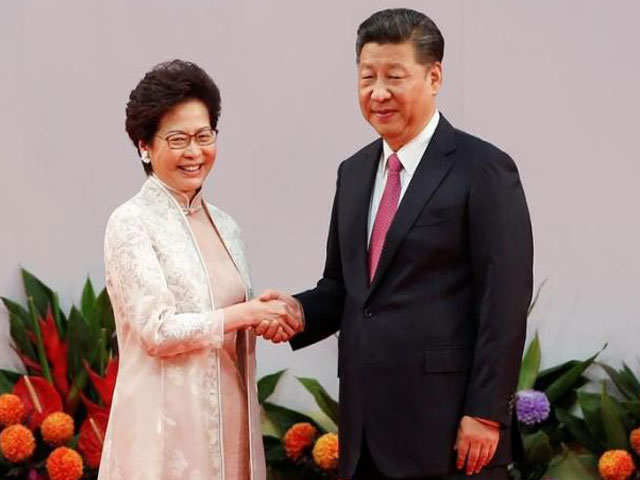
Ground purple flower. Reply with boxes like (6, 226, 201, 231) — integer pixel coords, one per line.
(516, 389, 551, 426)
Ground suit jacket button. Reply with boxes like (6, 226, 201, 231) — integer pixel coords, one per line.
(363, 308, 372, 318)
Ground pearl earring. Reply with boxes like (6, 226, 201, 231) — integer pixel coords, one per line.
(141, 151, 150, 164)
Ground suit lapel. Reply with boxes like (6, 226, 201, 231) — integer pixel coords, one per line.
(366, 116, 457, 299)
(341, 140, 382, 299)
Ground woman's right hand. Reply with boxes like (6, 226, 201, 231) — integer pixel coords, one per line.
(222, 298, 298, 337)
(246, 298, 298, 338)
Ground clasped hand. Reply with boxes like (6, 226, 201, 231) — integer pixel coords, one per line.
(249, 290, 303, 343)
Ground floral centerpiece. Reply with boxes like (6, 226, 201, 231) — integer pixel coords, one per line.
(0, 269, 117, 478)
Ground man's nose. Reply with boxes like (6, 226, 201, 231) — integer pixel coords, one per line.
(371, 82, 391, 102)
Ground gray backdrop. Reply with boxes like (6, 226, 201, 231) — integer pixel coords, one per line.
(2, 1, 639, 410)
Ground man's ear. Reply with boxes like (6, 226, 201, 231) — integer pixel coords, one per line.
(429, 62, 443, 94)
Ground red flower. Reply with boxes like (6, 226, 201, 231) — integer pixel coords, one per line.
(39, 307, 69, 397)
(84, 358, 118, 407)
(13, 376, 63, 430)
(78, 411, 108, 469)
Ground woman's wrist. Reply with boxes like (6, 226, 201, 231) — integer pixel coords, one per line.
(223, 301, 258, 332)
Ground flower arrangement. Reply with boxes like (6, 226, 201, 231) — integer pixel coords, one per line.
(259, 371, 339, 480)
(0, 269, 116, 479)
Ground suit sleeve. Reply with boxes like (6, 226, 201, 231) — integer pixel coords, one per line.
(104, 209, 225, 357)
(290, 165, 346, 350)
(463, 153, 533, 426)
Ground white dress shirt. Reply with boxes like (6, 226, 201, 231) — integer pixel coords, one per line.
(367, 110, 441, 246)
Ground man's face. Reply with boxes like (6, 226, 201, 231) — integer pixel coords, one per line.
(358, 41, 442, 151)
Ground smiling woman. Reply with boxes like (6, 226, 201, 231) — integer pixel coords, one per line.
(98, 59, 302, 480)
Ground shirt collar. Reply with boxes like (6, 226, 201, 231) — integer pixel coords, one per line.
(381, 109, 440, 175)
(150, 174, 204, 215)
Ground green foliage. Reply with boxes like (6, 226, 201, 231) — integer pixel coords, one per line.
(518, 332, 541, 391)
(0, 269, 117, 479)
(297, 377, 339, 428)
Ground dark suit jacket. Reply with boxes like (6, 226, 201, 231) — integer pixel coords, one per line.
(291, 115, 533, 478)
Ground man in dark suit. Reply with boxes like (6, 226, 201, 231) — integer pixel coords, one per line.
(258, 8, 533, 480)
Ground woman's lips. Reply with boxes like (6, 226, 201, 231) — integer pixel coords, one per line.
(178, 164, 203, 177)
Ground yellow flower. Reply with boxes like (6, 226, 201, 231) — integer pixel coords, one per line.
(0, 424, 36, 463)
(41, 411, 75, 446)
(630, 428, 640, 456)
(284, 422, 317, 460)
(598, 450, 635, 480)
(0, 393, 25, 427)
(312, 432, 339, 471)
(46, 447, 84, 480)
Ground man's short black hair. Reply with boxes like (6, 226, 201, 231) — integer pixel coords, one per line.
(356, 8, 444, 65)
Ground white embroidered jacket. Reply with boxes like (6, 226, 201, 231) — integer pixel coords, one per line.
(99, 177, 266, 480)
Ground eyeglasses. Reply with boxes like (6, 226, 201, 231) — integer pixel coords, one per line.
(157, 128, 218, 150)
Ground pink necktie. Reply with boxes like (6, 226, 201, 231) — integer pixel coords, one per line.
(369, 153, 403, 282)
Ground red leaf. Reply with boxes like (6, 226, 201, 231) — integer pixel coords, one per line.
(80, 393, 110, 418)
(78, 411, 109, 469)
(84, 358, 118, 407)
(11, 346, 42, 373)
(39, 307, 69, 397)
(13, 376, 63, 429)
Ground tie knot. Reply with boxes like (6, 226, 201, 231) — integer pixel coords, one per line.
(387, 153, 403, 173)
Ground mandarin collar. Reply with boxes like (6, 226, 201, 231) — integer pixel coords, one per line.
(149, 174, 204, 215)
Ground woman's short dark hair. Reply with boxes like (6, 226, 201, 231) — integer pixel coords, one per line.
(356, 8, 444, 66)
(125, 59, 221, 175)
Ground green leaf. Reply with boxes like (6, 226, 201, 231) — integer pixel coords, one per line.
(296, 377, 339, 427)
(599, 362, 637, 400)
(263, 435, 286, 463)
(261, 401, 324, 437)
(51, 292, 66, 339)
(67, 306, 99, 377)
(9, 312, 36, 359)
(555, 408, 603, 454)
(518, 332, 541, 391)
(522, 430, 553, 466)
(545, 450, 600, 480)
(94, 289, 115, 338)
(28, 297, 53, 383)
(601, 383, 628, 450)
(0, 369, 21, 384)
(0, 371, 15, 393)
(535, 360, 580, 390)
(578, 391, 604, 440)
(544, 347, 604, 403)
(624, 400, 640, 422)
(527, 279, 547, 317)
(621, 363, 640, 395)
(258, 370, 286, 404)
(21, 268, 55, 318)
(1, 297, 30, 327)
(81, 278, 97, 320)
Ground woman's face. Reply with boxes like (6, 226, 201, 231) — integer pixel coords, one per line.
(141, 99, 216, 198)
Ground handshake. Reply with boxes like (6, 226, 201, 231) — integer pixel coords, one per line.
(249, 290, 304, 343)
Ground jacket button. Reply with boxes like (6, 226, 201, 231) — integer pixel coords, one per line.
(363, 308, 372, 318)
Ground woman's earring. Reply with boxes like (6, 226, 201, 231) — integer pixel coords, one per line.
(141, 151, 151, 164)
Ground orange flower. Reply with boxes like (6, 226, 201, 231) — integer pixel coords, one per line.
(630, 428, 640, 456)
(0, 393, 25, 426)
(46, 447, 84, 480)
(312, 432, 339, 470)
(284, 422, 317, 460)
(41, 412, 75, 446)
(598, 450, 636, 480)
(0, 424, 36, 462)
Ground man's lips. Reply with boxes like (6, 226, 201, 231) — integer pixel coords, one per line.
(372, 109, 397, 120)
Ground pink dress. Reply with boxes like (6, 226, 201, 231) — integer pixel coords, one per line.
(186, 195, 250, 480)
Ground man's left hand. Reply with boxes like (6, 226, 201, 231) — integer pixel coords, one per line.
(454, 416, 499, 475)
